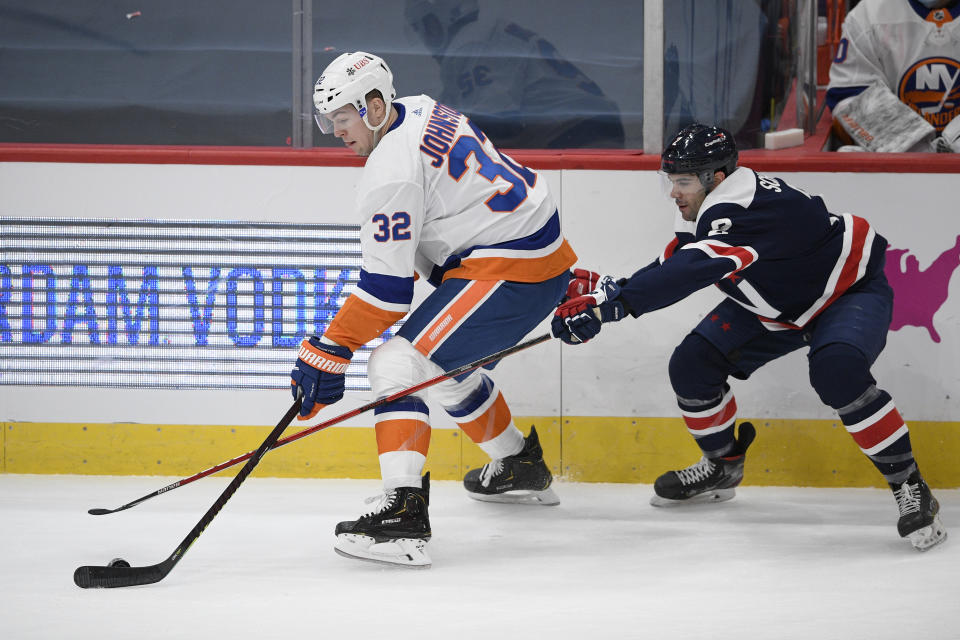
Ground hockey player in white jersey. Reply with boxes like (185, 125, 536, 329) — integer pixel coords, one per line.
(553, 123, 947, 552)
(291, 52, 577, 567)
(826, 0, 960, 152)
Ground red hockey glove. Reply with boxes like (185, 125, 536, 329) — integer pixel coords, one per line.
(551, 276, 625, 344)
(564, 268, 602, 301)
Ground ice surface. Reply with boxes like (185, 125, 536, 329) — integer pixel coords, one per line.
(2, 474, 957, 639)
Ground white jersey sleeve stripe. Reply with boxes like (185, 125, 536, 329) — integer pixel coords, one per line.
(681, 239, 759, 279)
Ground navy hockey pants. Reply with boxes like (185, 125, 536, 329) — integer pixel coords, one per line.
(669, 269, 894, 410)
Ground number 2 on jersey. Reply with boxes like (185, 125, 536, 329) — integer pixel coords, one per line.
(447, 136, 537, 213)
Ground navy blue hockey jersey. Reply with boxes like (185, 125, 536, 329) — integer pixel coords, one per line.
(620, 167, 888, 330)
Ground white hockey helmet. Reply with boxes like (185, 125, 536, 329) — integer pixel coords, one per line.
(313, 51, 396, 134)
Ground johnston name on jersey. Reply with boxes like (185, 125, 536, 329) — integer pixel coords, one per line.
(324, 95, 576, 351)
(619, 167, 888, 331)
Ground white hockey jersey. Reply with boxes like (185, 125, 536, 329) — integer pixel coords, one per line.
(324, 95, 576, 350)
(826, 0, 960, 133)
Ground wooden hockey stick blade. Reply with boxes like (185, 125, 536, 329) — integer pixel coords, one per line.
(86, 332, 553, 516)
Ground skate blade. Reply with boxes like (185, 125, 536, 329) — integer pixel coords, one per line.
(906, 515, 948, 552)
(467, 486, 560, 506)
(649, 488, 736, 507)
(334, 534, 431, 568)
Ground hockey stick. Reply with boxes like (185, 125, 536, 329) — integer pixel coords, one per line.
(74, 333, 552, 588)
(88, 332, 552, 517)
(73, 395, 302, 589)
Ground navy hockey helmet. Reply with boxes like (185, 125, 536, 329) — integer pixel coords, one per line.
(660, 123, 738, 192)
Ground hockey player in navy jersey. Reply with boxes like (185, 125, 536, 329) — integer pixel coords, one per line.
(552, 123, 947, 551)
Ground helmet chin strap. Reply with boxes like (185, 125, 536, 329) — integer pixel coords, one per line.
(372, 123, 386, 149)
(365, 102, 394, 150)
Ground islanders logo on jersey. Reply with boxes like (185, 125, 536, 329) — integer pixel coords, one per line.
(898, 57, 960, 132)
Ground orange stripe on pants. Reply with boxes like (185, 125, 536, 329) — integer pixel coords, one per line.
(456, 391, 512, 444)
(375, 419, 431, 456)
(413, 280, 499, 357)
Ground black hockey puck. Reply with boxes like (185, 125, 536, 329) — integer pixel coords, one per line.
(108, 557, 131, 568)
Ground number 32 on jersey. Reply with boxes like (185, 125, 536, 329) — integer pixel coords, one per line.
(372, 211, 411, 242)
(447, 134, 537, 213)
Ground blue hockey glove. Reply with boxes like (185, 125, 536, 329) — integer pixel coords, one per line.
(551, 276, 625, 344)
(291, 337, 353, 420)
(564, 268, 601, 301)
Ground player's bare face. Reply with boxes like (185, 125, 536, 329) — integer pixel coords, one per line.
(666, 174, 708, 221)
(329, 106, 375, 156)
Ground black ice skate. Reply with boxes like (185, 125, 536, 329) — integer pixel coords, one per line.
(334, 472, 432, 568)
(890, 470, 947, 552)
(463, 426, 560, 506)
(650, 422, 756, 507)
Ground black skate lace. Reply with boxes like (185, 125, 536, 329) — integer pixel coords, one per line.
(893, 482, 921, 517)
(675, 457, 717, 485)
(479, 459, 504, 487)
(361, 490, 398, 517)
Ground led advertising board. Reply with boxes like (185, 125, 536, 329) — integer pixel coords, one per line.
(0, 217, 395, 389)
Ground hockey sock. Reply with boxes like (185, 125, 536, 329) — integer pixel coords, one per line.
(678, 383, 739, 458)
(375, 396, 431, 489)
(443, 373, 516, 450)
(839, 386, 916, 485)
